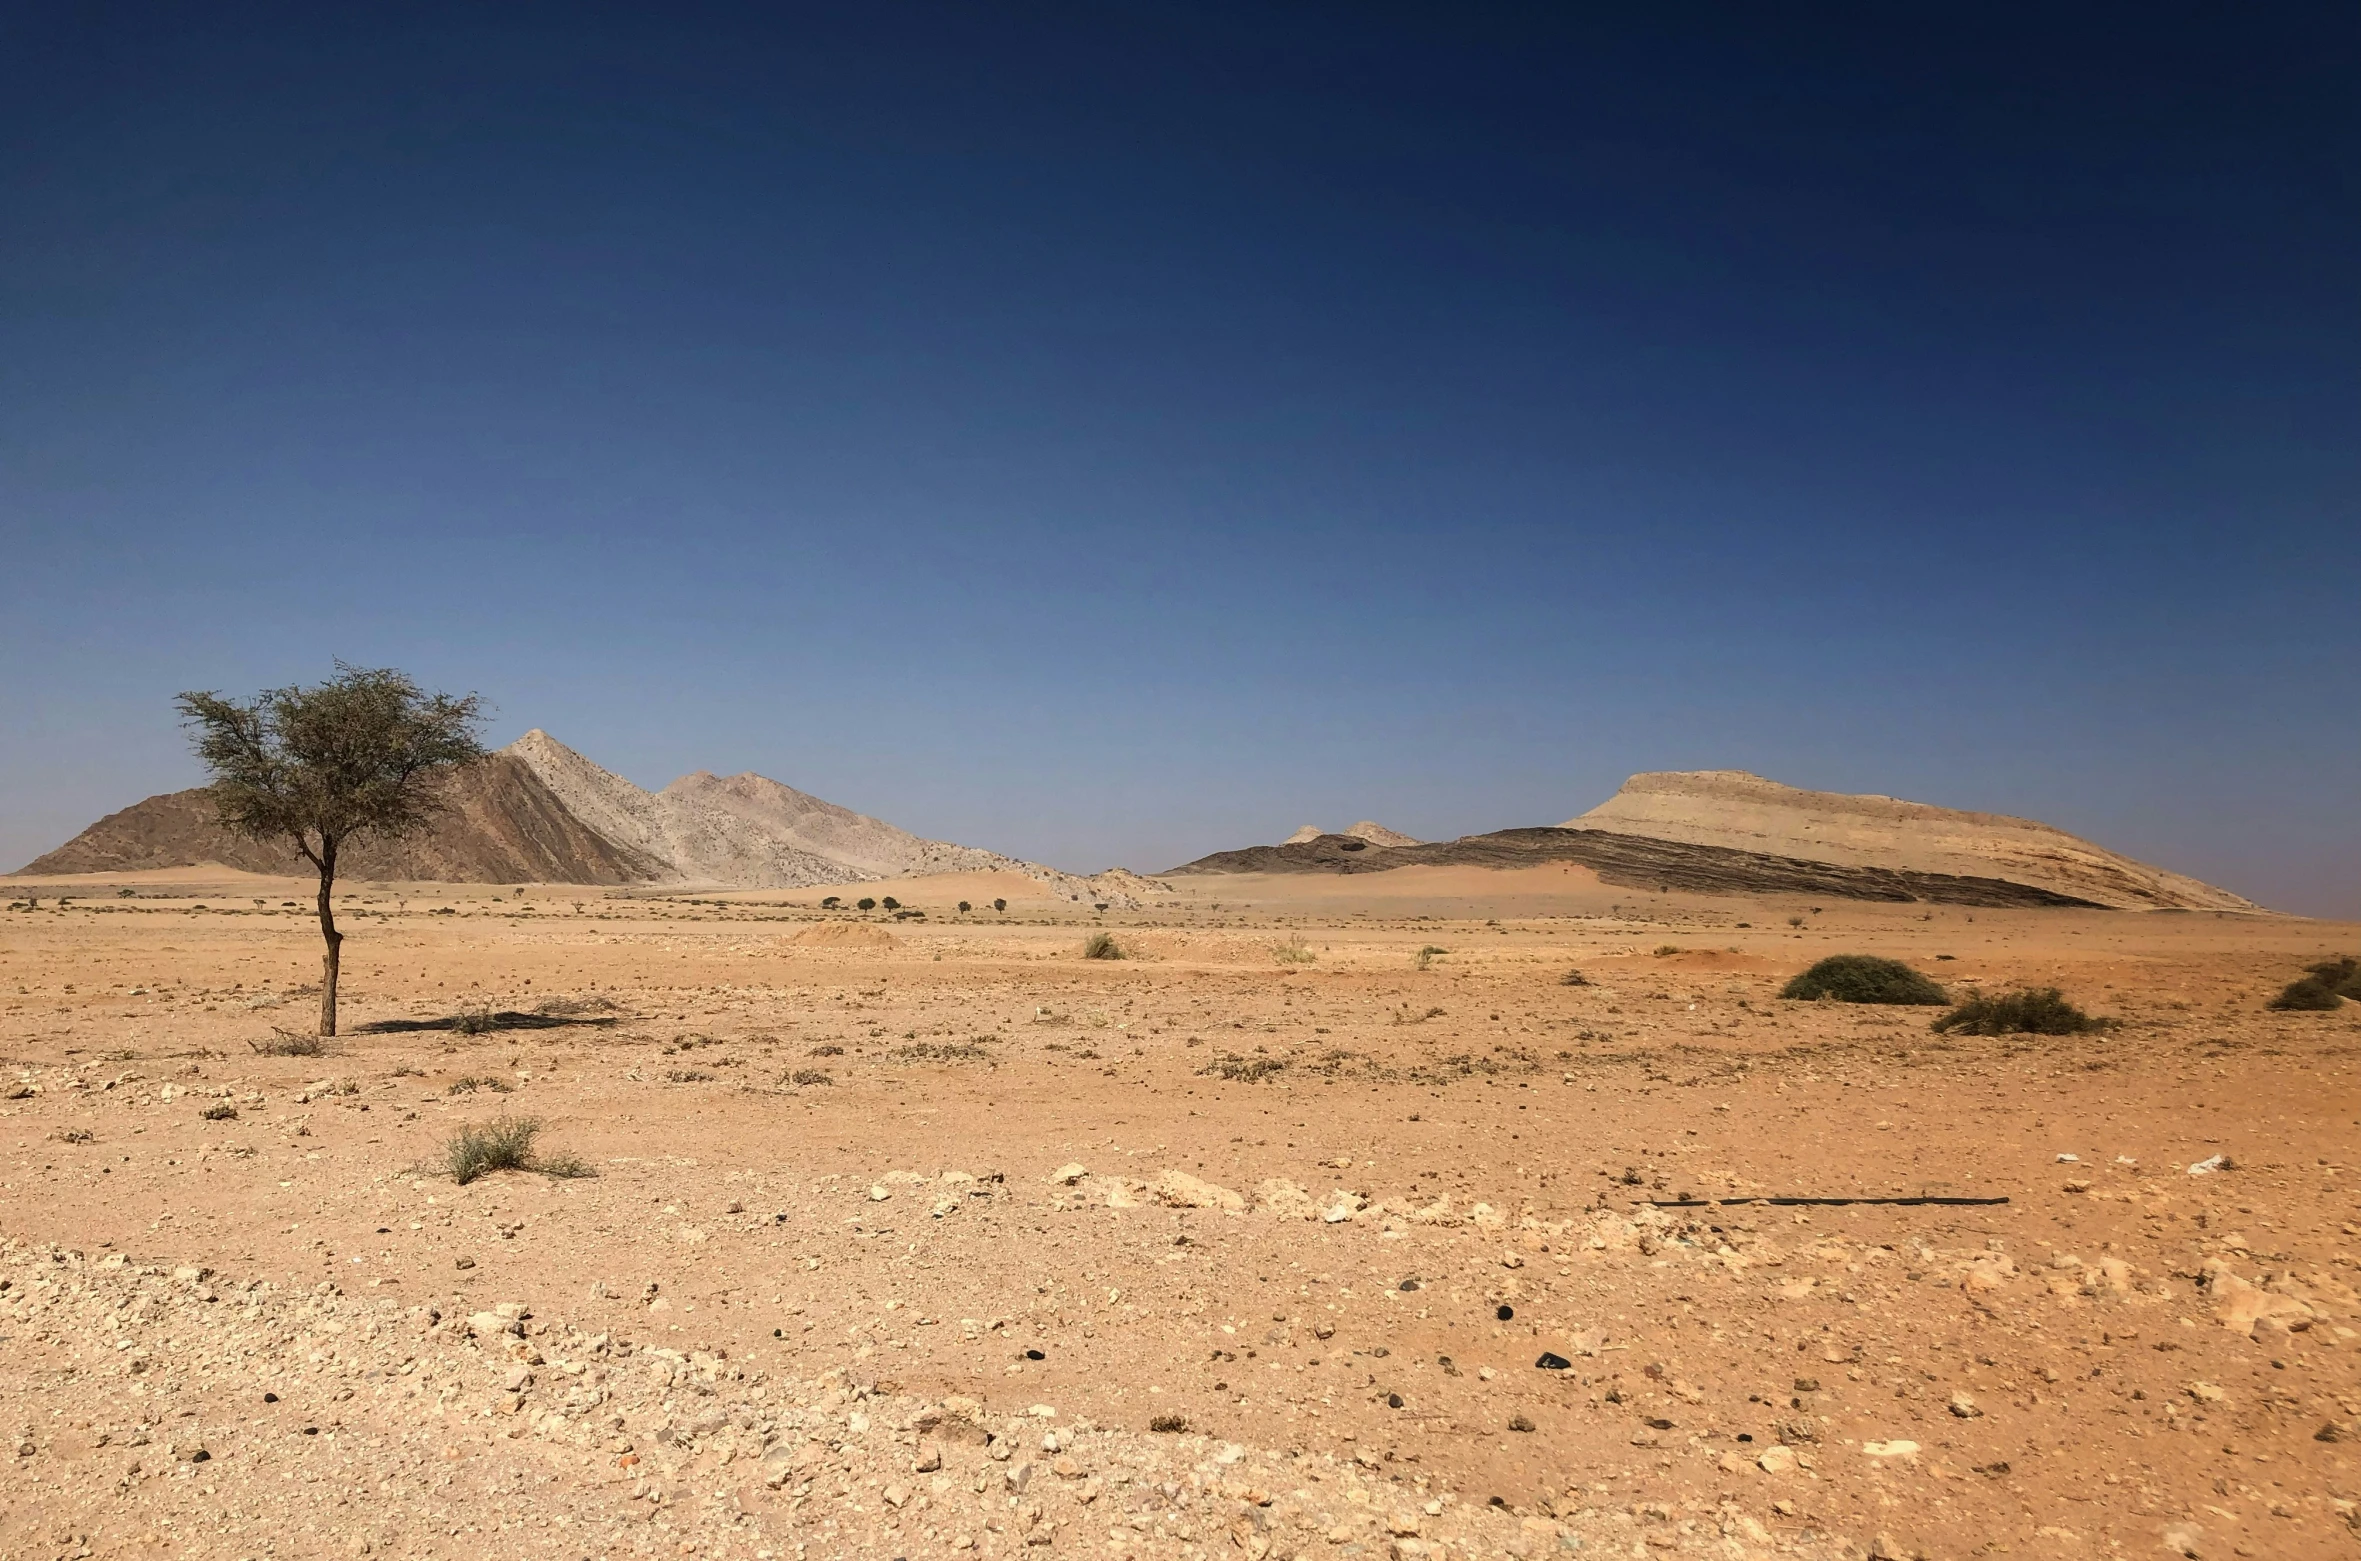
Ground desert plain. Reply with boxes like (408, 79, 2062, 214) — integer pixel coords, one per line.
(2, 863, 2357, 1561)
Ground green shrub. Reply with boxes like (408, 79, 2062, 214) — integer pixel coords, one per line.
(2270, 978, 2344, 1012)
(1272, 936, 1316, 964)
(1082, 931, 1125, 960)
(2303, 956, 2361, 998)
(856, 897, 877, 912)
(1931, 988, 2101, 1035)
(1780, 955, 1947, 1006)
(442, 1115, 594, 1185)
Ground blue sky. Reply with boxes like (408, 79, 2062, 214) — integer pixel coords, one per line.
(4, 4, 2355, 912)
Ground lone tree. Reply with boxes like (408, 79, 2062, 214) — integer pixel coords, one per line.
(178, 665, 487, 1036)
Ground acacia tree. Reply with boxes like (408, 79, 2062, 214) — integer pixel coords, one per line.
(178, 665, 486, 1036)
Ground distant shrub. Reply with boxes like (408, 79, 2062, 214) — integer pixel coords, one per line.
(1653, 944, 1681, 957)
(1148, 1414, 1188, 1434)
(1082, 931, 1125, 960)
(1780, 955, 1947, 1006)
(451, 1004, 499, 1035)
(2270, 978, 2344, 1012)
(881, 896, 900, 911)
(820, 896, 841, 909)
(2303, 956, 2361, 998)
(1272, 936, 1316, 964)
(993, 898, 1007, 912)
(446, 1075, 513, 1095)
(1558, 967, 1590, 986)
(1414, 945, 1446, 971)
(790, 1069, 834, 1086)
(1931, 988, 2101, 1035)
(957, 901, 971, 914)
(248, 1028, 325, 1057)
(856, 897, 877, 912)
(199, 1101, 239, 1121)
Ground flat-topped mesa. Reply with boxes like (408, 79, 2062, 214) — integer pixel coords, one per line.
(1565, 770, 2255, 912)
(1281, 821, 1421, 848)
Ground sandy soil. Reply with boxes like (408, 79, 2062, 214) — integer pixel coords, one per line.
(3, 867, 2358, 1561)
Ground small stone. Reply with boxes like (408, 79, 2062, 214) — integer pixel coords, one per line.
(868, 1185, 891, 1201)
(1948, 1393, 1983, 1418)
(467, 1311, 521, 1338)
(172, 1440, 209, 1463)
(1757, 1446, 1797, 1475)
(1862, 1439, 1920, 1460)
(882, 1483, 908, 1508)
(453, 1256, 476, 1270)
(2188, 1381, 2227, 1404)
(1048, 1163, 1088, 1185)
(915, 1443, 943, 1472)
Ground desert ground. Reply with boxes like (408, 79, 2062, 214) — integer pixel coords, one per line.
(2, 864, 2357, 1561)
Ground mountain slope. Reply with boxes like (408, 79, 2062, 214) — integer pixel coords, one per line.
(14, 753, 668, 884)
(1565, 770, 2253, 911)
(1282, 821, 1421, 847)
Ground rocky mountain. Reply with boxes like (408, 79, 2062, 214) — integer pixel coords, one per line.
(15, 752, 667, 884)
(18, 730, 1142, 903)
(1565, 770, 2254, 912)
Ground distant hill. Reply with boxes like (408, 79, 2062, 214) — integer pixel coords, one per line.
(1281, 821, 1421, 847)
(1565, 770, 2253, 912)
(17, 730, 1148, 905)
(1170, 770, 2257, 911)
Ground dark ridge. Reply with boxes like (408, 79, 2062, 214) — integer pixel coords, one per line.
(16, 752, 671, 884)
(1165, 827, 2109, 909)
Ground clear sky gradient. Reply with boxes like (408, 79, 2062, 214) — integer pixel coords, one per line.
(4, 4, 2355, 913)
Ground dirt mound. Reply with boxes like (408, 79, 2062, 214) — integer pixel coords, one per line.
(1567, 770, 2254, 911)
(790, 921, 898, 947)
(14, 753, 668, 884)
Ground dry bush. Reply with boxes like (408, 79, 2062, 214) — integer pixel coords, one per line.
(1199, 1054, 1287, 1082)
(1272, 936, 1317, 964)
(1082, 931, 1125, 960)
(1558, 968, 1590, 986)
(2270, 978, 2344, 1012)
(248, 1028, 325, 1057)
(790, 1069, 834, 1086)
(1931, 988, 2101, 1036)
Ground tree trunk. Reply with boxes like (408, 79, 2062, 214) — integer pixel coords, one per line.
(315, 838, 342, 1037)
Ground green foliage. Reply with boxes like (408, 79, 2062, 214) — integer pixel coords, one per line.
(820, 896, 841, 909)
(856, 897, 877, 912)
(1082, 931, 1125, 960)
(177, 665, 487, 865)
(1779, 955, 1948, 1006)
(2303, 956, 2361, 998)
(881, 896, 901, 910)
(993, 898, 1007, 912)
(442, 1115, 593, 1185)
(2270, 978, 2344, 1012)
(1931, 987, 2101, 1035)
(957, 901, 971, 913)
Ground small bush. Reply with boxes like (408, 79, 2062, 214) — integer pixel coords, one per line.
(446, 1075, 513, 1095)
(957, 901, 971, 914)
(820, 896, 841, 909)
(442, 1115, 594, 1186)
(992, 898, 1007, 912)
(790, 1069, 834, 1086)
(808, 1043, 845, 1056)
(1653, 944, 1681, 957)
(1780, 955, 1947, 1006)
(1082, 931, 1125, 960)
(2302, 956, 2361, 998)
(1272, 936, 1316, 964)
(199, 1101, 239, 1121)
(856, 898, 877, 912)
(2270, 978, 2344, 1012)
(1558, 968, 1589, 986)
(1932, 988, 2101, 1035)
(451, 1005, 499, 1036)
(881, 896, 900, 911)
(1200, 1054, 1288, 1082)
(1148, 1414, 1188, 1433)
(247, 1028, 325, 1057)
